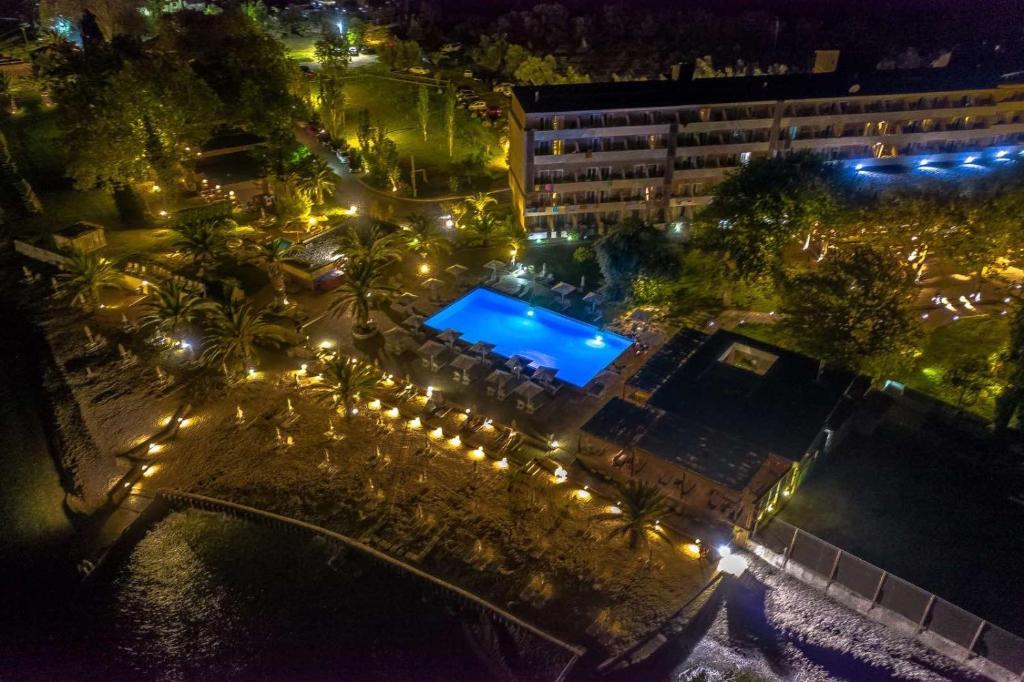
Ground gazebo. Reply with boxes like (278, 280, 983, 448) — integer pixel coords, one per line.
(513, 380, 546, 414)
(449, 353, 479, 384)
(583, 291, 604, 311)
(402, 313, 425, 330)
(552, 281, 577, 309)
(417, 339, 449, 371)
(421, 277, 444, 300)
(469, 340, 495, 359)
(397, 291, 420, 310)
(505, 355, 531, 377)
(382, 326, 408, 354)
(445, 263, 469, 287)
(484, 260, 506, 281)
(437, 328, 462, 349)
(485, 368, 516, 400)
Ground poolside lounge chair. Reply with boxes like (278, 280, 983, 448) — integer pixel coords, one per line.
(449, 353, 479, 385)
(513, 380, 546, 414)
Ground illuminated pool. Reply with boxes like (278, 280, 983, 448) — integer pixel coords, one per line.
(424, 288, 631, 386)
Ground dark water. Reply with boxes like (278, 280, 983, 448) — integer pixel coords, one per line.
(81, 510, 554, 681)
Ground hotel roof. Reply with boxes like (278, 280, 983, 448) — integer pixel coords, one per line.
(514, 67, 1017, 114)
(583, 330, 864, 491)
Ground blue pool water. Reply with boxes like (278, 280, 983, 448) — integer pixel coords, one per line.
(424, 288, 631, 386)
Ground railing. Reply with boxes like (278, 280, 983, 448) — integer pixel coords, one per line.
(157, 490, 586, 662)
(750, 518, 1024, 681)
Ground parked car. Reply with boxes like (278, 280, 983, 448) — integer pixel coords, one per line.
(463, 68, 475, 79)
(493, 83, 514, 97)
(467, 100, 487, 112)
(348, 46, 359, 55)
(408, 66, 430, 76)
(440, 42, 462, 53)
(335, 149, 349, 164)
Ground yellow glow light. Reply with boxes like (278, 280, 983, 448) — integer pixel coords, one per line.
(147, 443, 163, 454)
(681, 543, 701, 560)
(605, 505, 622, 515)
(495, 457, 509, 470)
(419, 263, 430, 274)
(429, 427, 444, 440)
(469, 447, 485, 460)
(319, 339, 335, 350)
(573, 488, 591, 502)
(409, 417, 422, 429)
(448, 435, 462, 447)
(385, 407, 399, 418)
(142, 464, 159, 478)
(368, 399, 381, 410)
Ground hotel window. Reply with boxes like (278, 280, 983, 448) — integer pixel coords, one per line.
(552, 115, 564, 130)
(586, 167, 599, 180)
(739, 152, 751, 165)
(552, 139, 563, 156)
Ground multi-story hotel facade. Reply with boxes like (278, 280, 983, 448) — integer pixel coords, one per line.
(508, 68, 1024, 239)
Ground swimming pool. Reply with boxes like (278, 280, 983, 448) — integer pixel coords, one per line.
(424, 288, 631, 387)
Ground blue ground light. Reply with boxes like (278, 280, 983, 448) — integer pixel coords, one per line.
(425, 288, 632, 387)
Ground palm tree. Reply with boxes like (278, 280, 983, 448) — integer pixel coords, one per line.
(591, 480, 673, 554)
(403, 213, 452, 261)
(172, 217, 232, 276)
(246, 239, 296, 294)
(0, 72, 23, 114)
(200, 302, 288, 374)
(439, 200, 468, 229)
(327, 257, 399, 337)
(466, 191, 497, 216)
(339, 222, 404, 267)
(138, 281, 210, 337)
(295, 156, 336, 207)
(57, 250, 124, 310)
(306, 354, 381, 419)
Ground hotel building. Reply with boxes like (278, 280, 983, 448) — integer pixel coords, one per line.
(508, 68, 1024, 238)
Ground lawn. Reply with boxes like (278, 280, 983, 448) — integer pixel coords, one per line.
(280, 33, 317, 62)
(339, 74, 506, 196)
(898, 316, 1008, 418)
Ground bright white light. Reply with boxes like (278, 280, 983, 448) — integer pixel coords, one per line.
(996, 150, 1009, 158)
(718, 554, 748, 577)
(526, 309, 535, 317)
(336, 21, 345, 33)
(717, 544, 732, 557)
(964, 155, 977, 164)
(854, 163, 864, 171)
(918, 159, 929, 166)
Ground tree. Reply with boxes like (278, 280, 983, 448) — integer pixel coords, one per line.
(314, 31, 349, 69)
(779, 245, 920, 374)
(305, 355, 381, 419)
(56, 50, 220, 222)
(593, 219, 680, 299)
(317, 75, 346, 140)
(995, 303, 1024, 432)
(172, 217, 232, 277)
(590, 480, 672, 554)
(416, 84, 430, 142)
(245, 239, 296, 295)
(466, 191, 497, 216)
(295, 155, 336, 207)
(443, 82, 456, 158)
(695, 152, 846, 286)
(941, 356, 991, 410)
(138, 281, 210, 338)
(57, 250, 124, 309)
(513, 54, 589, 85)
(200, 302, 287, 374)
(0, 72, 24, 114)
(339, 222, 404, 267)
(327, 256, 399, 336)
(403, 213, 451, 261)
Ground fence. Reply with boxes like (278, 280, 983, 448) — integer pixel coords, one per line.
(13, 239, 67, 267)
(751, 519, 1024, 681)
(157, 489, 585, 676)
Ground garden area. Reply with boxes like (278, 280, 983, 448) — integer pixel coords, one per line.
(328, 71, 507, 197)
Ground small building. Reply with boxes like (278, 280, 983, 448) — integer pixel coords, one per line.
(580, 329, 866, 531)
(52, 222, 107, 254)
(279, 230, 346, 290)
